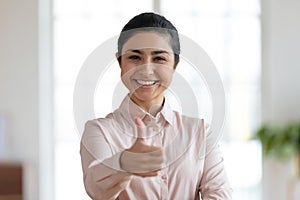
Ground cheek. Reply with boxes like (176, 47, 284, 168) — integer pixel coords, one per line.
(120, 68, 126, 77)
(120, 66, 136, 91)
(161, 75, 173, 88)
(119, 58, 138, 74)
(120, 68, 131, 84)
(155, 66, 174, 85)
(120, 61, 133, 77)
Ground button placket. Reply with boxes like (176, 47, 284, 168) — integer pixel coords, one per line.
(160, 166, 168, 199)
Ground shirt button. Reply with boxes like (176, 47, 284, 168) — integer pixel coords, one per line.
(153, 127, 159, 132)
(161, 175, 167, 180)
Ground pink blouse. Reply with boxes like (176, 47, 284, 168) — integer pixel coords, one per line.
(80, 95, 232, 199)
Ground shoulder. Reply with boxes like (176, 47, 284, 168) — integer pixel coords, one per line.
(84, 117, 111, 128)
(85, 113, 112, 126)
(83, 114, 115, 135)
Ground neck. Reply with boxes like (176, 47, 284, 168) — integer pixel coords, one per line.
(130, 95, 164, 116)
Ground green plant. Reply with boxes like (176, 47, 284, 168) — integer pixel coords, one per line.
(253, 122, 300, 159)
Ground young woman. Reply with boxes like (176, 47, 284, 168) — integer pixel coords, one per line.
(80, 12, 232, 200)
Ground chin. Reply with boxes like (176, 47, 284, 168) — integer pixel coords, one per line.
(131, 91, 159, 102)
(133, 93, 155, 101)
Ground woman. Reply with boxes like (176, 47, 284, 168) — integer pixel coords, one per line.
(80, 12, 232, 200)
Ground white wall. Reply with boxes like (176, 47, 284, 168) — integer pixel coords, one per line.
(262, 0, 300, 124)
(0, 0, 39, 199)
(261, 0, 300, 199)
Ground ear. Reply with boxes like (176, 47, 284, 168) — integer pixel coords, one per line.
(116, 52, 121, 67)
(174, 57, 180, 69)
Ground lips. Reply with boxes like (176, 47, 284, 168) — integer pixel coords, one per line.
(135, 79, 157, 86)
(134, 79, 159, 87)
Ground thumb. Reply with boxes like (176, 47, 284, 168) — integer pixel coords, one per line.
(134, 117, 146, 142)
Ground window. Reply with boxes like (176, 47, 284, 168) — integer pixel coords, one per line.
(53, 0, 261, 199)
(159, 0, 262, 199)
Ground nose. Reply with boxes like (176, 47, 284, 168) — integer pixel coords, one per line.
(143, 63, 154, 75)
(140, 57, 154, 75)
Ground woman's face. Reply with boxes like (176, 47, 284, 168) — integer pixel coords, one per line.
(118, 32, 175, 106)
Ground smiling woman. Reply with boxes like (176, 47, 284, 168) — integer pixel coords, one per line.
(80, 12, 232, 200)
(53, 0, 261, 199)
(119, 32, 175, 115)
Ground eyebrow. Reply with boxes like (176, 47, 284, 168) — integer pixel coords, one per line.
(125, 49, 170, 55)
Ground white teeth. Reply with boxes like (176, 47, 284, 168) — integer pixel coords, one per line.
(136, 80, 156, 86)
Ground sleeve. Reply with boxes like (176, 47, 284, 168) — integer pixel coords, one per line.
(80, 120, 132, 200)
(199, 123, 233, 200)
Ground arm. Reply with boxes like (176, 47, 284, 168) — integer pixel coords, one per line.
(199, 124, 233, 200)
(80, 118, 164, 199)
(80, 120, 133, 200)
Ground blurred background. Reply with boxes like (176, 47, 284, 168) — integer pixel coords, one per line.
(0, 0, 299, 200)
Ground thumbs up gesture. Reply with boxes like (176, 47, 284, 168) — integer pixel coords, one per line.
(120, 117, 164, 177)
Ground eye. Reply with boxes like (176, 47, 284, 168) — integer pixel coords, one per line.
(154, 56, 167, 62)
(128, 55, 141, 60)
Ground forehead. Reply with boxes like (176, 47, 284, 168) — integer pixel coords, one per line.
(122, 32, 173, 53)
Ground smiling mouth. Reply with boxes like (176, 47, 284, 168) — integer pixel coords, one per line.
(134, 79, 159, 86)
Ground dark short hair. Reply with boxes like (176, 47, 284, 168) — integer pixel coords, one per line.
(117, 12, 180, 68)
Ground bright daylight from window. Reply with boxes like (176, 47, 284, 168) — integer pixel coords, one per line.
(53, 0, 261, 199)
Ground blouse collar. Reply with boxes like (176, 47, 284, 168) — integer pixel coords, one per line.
(117, 94, 174, 126)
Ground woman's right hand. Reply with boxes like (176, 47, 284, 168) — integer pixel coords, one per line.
(120, 117, 164, 177)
